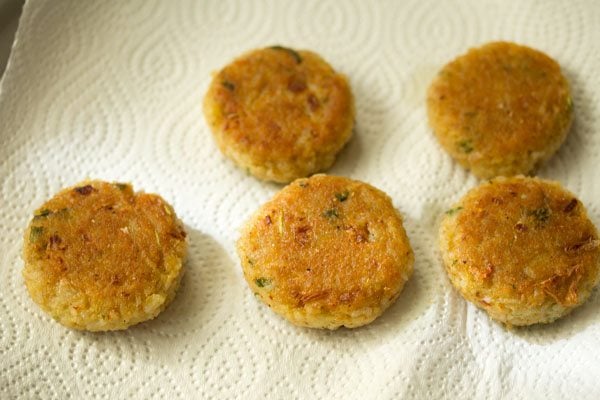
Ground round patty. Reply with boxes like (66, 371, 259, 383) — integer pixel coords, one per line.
(203, 46, 355, 183)
(237, 174, 414, 329)
(427, 41, 573, 179)
(22, 180, 187, 331)
(439, 176, 600, 326)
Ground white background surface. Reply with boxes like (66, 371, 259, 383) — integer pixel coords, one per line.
(1, 0, 600, 399)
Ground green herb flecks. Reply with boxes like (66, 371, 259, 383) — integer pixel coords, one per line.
(566, 96, 573, 113)
(270, 45, 302, 63)
(335, 191, 349, 202)
(255, 277, 271, 288)
(457, 140, 474, 154)
(29, 226, 44, 243)
(445, 206, 463, 216)
(222, 80, 235, 91)
(114, 183, 129, 191)
(530, 207, 551, 224)
(247, 258, 255, 267)
(323, 209, 339, 219)
(33, 209, 52, 220)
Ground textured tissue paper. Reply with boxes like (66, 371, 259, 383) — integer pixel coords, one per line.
(1, 0, 600, 399)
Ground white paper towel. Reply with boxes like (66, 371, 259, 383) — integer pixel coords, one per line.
(1, 0, 600, 398)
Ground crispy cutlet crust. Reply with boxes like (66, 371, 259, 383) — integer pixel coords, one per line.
(23, 180, 187, 331)
(204, 47, 355, 183)
(440, 176, 600, 326)
(237, 174, 414, 329)
(427, 42, 573, 179)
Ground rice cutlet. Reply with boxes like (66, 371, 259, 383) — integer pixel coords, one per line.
(427, 41, 573, 179)
(439, 176, 600, 326)
(22, 180, 187, 331)
(237, 174, 414, 329)
(203, 46, 355, 183)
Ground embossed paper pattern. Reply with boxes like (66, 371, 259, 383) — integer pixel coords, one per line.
(1, 0, 600, 398)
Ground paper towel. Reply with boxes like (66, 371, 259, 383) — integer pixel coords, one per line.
(1, 0, 599, 398)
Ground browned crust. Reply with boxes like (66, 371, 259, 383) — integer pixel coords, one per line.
(427, 41, 573, 178)
(237, 174, 414, 328)
(440, 176, 600, 325)
(204, 46, 355, 183)
(22, 180, 187, 330)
